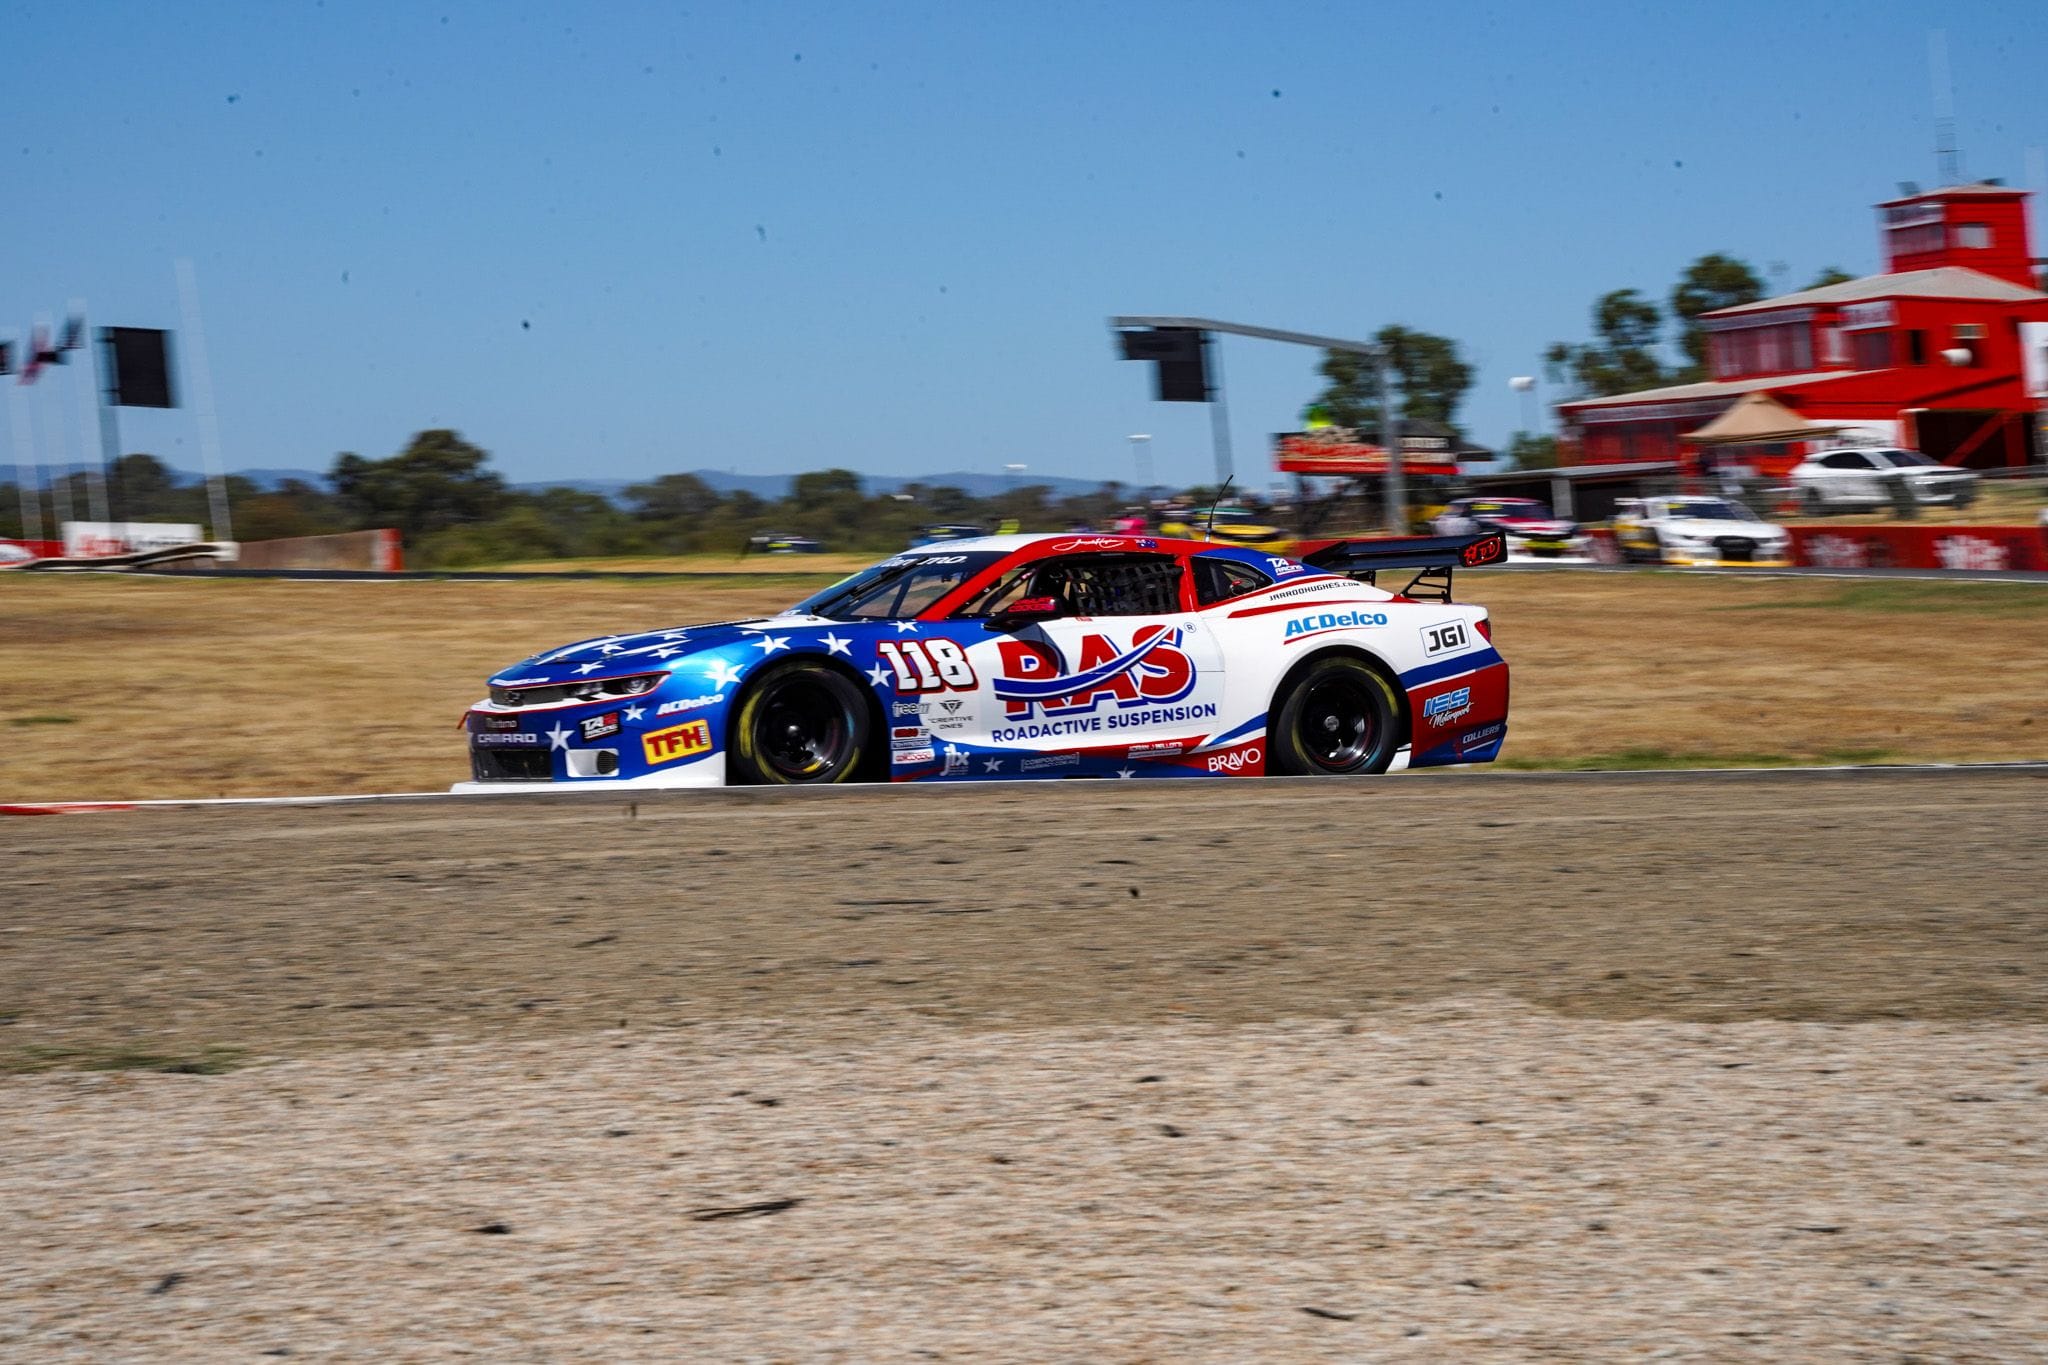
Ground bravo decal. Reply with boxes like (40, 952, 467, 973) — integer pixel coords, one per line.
(993, 626, 1195, 720)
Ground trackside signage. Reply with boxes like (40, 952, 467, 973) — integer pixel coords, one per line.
(62, 521, 203, 557)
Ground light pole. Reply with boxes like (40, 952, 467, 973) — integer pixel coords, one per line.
(1003, 462, 1027, 492)
(1509, 375, 1538, 435)
(1126, 434, 1152, 495)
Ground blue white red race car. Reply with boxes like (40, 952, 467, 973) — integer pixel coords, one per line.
(453, 531, 1509, 790)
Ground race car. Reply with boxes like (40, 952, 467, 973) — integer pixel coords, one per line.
(1155, 505, 1293, 552)
(454, 531, 1509, 791)
(1432, 497, 1581, 557)
(1609, 496, 1792, 567)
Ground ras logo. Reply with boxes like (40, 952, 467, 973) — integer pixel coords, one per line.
(993, 626, 1195, 720)
(642, 719, 713, 766)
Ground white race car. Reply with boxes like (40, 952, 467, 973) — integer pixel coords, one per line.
(455, 531, 1511, 790)
(1609, 496, 1792, 567)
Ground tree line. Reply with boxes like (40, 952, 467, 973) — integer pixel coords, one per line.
(0, 431, 1148, 566)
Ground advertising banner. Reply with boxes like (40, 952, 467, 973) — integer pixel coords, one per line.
(1790, 524, 2048, 572)
(1273, 428, 1461, 476)
(61, 522, 204, 558)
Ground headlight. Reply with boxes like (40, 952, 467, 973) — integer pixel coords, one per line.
(490, 672, 667, 708)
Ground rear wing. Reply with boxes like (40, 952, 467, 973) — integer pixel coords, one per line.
(1297, 531, 1505, 602)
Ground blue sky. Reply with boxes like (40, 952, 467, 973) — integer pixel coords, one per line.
(4, 1, 2045, 492)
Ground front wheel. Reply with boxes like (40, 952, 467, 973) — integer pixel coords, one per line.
(1268, 656, 1404, 777)
(728, 661, 871, 784)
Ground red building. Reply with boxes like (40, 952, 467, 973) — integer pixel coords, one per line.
(1558, 184, 2048, 475)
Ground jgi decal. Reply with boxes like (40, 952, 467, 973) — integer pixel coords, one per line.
(993, 626, 1194, 721)
(1421, 620, 1470, 656)
(1422, 687, 1472, 727)
(581, 712, 622, 741)
(642, 719, 713, 766)
(1283, 609, 1389, 640)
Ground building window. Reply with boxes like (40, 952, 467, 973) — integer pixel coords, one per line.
(1889, 223, 1945, 255)
(1851, 330, 1893, 370)
(1955, 222, 1991, 249)
(1789, 325, 1812, 371)
(1906, 329, 1927, 365)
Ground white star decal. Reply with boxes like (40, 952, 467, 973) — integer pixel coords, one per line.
(866, 663, 890, 687)
(983, 757, 1003, 773)
(661, 630, 689, 640)
(705, 658, 746, 690)
(820, 632, 852, 656)
(653, 646, 679, 659)
(892, 620, 921, 634)
(600, 644, 623, 654)
(623, 704, 646, 722)
(547, 724, 572, 751)
(753, 635, 792, 655)
(1115, 767, 1136, 779)
(574, 662, 603, 675)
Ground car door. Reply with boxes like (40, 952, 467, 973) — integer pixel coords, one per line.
(1819, 450, 1881, 503)
(961, 550, 1226, 770)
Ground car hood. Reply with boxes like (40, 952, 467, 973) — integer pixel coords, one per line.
(1661, 518, 1787, 539)
(485, 613, 830, 687)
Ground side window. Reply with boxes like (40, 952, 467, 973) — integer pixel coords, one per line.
(1820, 452, 1866, 470)
(1193, 557, 1273, 606)
(1037, 553, 1183, 617)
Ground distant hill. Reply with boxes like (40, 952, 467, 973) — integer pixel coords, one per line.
(20, 462, 1128, 502)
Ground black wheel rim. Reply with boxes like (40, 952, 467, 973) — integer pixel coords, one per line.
(1297, 676, 1381, 772)
(754, 674, 853, 780)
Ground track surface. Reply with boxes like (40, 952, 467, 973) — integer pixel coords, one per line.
(5, 770, 2044, 1359)
(6, 768, 2043, 1061)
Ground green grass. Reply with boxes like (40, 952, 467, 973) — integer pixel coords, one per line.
(6, 714, 77, 726)
(3, 1045, 247, 1075)
(1499, 746, 1899, 772)
(1710, 581, 2048, 616)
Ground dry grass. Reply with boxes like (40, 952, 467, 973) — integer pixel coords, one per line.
(0, 570, 2042, 800)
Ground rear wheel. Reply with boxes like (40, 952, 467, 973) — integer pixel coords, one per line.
(1268, 656, 1403, 777)
(728, 661, 870, 784)
(1802, 487, 1828, 516)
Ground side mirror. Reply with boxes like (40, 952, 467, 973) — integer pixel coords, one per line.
(984, 595, 1062, 630)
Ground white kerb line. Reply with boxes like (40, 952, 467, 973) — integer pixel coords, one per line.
(174, 259, 233, 543)
(70, 298, 109, 524)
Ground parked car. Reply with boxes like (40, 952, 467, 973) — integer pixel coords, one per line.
(1789, 447, 1978, 513)
(454, 530, 1510, 790)
(1432, 497, 1580, 557)
(744, 532, 825, 554)
(1609, 496, 1792, 566)
(1156, 504, 1291, 551)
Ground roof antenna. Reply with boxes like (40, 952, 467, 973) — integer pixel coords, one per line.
(1930, 29, 1962, 187)
(1203, 475, 1234, 542)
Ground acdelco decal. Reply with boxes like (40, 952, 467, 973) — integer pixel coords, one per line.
(1283, 609, 1389, 642)
(642, 719, 714, 766)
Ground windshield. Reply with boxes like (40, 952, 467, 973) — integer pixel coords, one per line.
(1664, 499, 1754, 522)
(790, 551, 1005, 621)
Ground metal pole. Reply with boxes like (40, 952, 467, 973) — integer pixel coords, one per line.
(94, 327, 124, 524)
(1378, 351, 1406, 533)
(1204, 333, 1234, 487)
(71, 300, 109, 524)
(1127, 434, 1152, 496)
(8, 382, 42, 541)
(176, 259, 234, 543)
(45, 369, 74, 529)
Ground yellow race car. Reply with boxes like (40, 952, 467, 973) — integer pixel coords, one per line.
(1156, 505, 1292, 552)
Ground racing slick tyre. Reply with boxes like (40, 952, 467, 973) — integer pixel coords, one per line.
(1268, 656, 1404, 777)
(728, 660, 872, 785)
